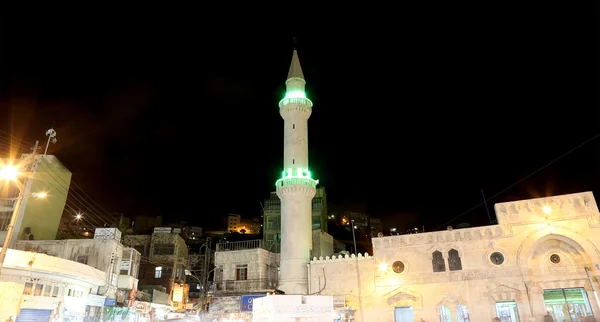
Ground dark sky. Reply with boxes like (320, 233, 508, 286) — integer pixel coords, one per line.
(0, 7, 598, 231)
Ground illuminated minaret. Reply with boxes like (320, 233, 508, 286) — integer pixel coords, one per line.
(275, 49, 318, 295)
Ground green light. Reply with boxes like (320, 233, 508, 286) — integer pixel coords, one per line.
(284, 91, 307, 99)
(275, 167, 319, 187)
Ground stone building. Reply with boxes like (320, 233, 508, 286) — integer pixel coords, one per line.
(308, 191, 600, 322)
(0, 248, 106, 321)
(13, 228, 141, 312)
(123, 226, 189, 311)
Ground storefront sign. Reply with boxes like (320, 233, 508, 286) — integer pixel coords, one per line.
(333, 296, 346, 309)
(173, 286, 184, 302)
(132, 301, 151, 314)
(210, 296, 240, 314)
(120, 260, 131, 270)
(104, 298, 117, 307)
(241, 295, 266, 312)
(86, 294, 106, 307)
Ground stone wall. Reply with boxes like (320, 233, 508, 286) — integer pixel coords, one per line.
(306, 192, 600, 322)
(215, 248, 279, 281)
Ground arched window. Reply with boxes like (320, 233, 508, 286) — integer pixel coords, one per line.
(448, 249, 462, 271)
(457, 304, 469, 322)
(432, 250, 446, 272)
(440, 305, 452, 322)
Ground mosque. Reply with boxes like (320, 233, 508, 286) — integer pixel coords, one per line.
(211, 49, 600, 322)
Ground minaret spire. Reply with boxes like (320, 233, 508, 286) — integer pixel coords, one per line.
(287, 47, 305, 80)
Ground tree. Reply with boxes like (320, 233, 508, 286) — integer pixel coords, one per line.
(240, 229, 246, 234)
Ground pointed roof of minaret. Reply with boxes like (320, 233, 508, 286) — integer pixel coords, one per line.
(287, 49, 305, 80)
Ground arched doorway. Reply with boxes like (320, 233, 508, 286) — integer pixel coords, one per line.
(524, 233, 597, 322)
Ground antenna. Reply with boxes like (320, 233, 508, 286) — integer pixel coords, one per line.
(43, 128, 57, 157)
(481, 189, 492, 224)
(292, 37, 298, 49)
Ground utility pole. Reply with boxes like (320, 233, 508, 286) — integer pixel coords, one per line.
(198, 237, 212, 312)
(0, 140, 41, 276)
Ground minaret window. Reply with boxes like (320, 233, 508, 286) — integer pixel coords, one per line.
(293, 124, 295, 129)
(293, 159, 295, 164)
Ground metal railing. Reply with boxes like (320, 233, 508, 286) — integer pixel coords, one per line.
(216, 239, 265, 251)
(211, 279, 277, 293)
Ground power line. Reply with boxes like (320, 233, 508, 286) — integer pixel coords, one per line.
(434, 132, 600, 231)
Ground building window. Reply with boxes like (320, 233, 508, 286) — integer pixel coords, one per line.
(448, 249, 462, 271)
(457, 304, 470, 322)
(23, 283, 33, 295)
(490, 252, 504, 265)
(155, 266, 162, 278)
(392, 261, 405, 274)
(236, 264, 248, 280)
(496, 301, 520, 322)
(432, 250, 446, 272)
(293, 124, 295, 129)
(76, 254, 89, 264)
(440, 305, 452, 322)
(34, 284, 43, 296)
(153, 244, 175, 255)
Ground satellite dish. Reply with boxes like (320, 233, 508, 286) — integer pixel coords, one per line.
(377, 232, 384, 238)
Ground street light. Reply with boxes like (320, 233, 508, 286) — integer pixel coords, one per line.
(0, 165, 18, 181)
(0, 164, 47, 276)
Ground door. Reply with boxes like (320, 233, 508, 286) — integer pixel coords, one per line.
(16, 309, 52, 322)
(395, 306, 415, 322)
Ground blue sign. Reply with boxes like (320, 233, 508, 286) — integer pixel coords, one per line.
(240, 295, 266, 312)
(104, 298, 116, 307)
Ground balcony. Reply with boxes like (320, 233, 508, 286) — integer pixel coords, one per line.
(216, 239, 266, 252)
(210, 279, 277, 294)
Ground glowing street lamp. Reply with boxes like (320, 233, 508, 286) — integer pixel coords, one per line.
(32, 192, 47, 199)
(378, 263, 388, 272)
(0, 165, 19, 181)
(543, 205, 552, 214)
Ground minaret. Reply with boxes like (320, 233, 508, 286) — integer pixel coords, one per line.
(275, 49, 318, 295)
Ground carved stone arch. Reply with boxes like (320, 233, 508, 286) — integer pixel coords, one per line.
(444, 244, 464, 258)
(516, 225, 599, 268)
(427, 245, 444, 260)
(435, 293, 468, 313)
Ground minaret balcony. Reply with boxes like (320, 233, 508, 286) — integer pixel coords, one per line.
(278, 97, 313, 109)
(275, 177, 319, 189)
(275, 167, 319, 190)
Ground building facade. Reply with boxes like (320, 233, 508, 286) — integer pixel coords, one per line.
(0, 248, 106, 321)
(306, 191, 600, 322)
(13, 228, 141, 312)
(123, 227, 189, 311)
(0, 154, 72, 245)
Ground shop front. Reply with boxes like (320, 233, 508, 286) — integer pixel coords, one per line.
(543, 288, 595, 322)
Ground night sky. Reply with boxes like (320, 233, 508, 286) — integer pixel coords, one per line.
(0, 7, 598, 232)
